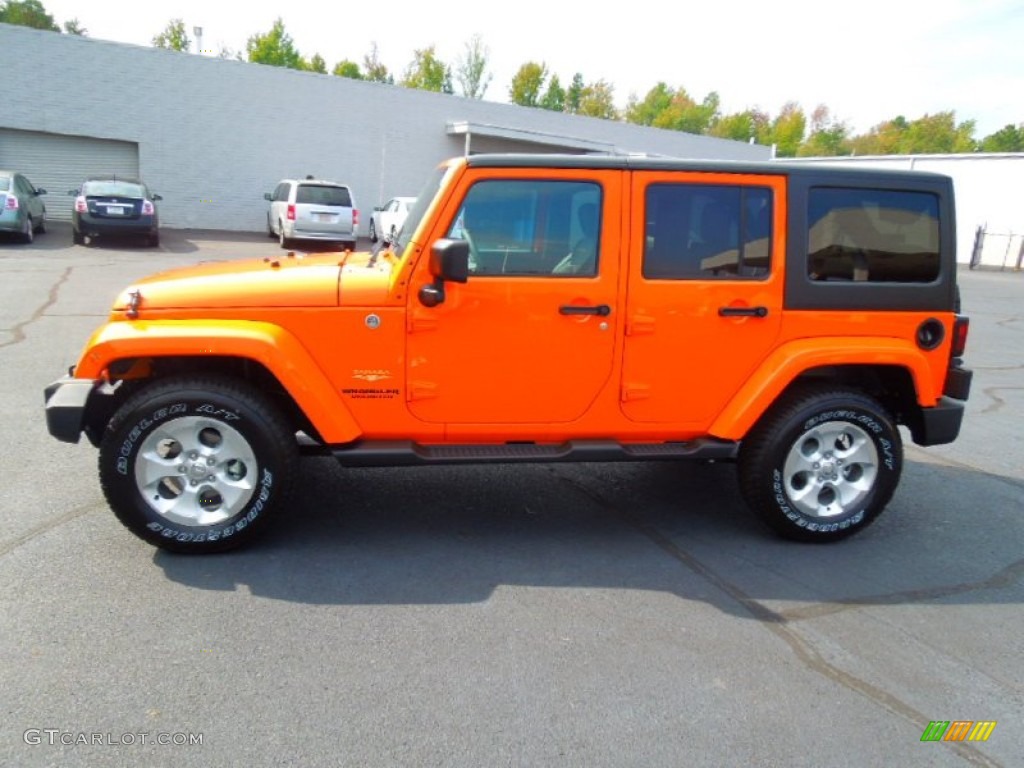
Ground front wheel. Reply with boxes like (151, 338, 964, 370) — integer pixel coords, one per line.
(369, 220, 377, 243)
(739, 387, 902, 542)
(98, 376, 298, 553)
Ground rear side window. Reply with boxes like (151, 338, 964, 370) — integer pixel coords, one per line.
(0, 176, 9, 192)
(807, 188, 940, 283)
(643, 184, 772, 279)
(296, 184, 351, 207)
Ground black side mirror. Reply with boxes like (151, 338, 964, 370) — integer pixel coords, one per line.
(419, 238, 470, 307)
(429, 238, 469, 283)
(67, 189, 78, 196)
(36, 188, 47, 196)
(264, 193, 273, 201)
(373, 205, 383, 212)
(152, 193, 163, 201)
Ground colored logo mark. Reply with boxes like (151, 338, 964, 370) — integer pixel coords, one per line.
(920, 721, 996, 742)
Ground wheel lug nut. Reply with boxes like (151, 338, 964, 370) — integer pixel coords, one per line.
(189, 451, 198, 460)
(190, 479, 198, 486)
(813, 463, 820, 469)
(178, 466, 186, 473)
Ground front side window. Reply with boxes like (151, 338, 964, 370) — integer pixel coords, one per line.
(447, 179, 602, 277)
(807, 188, 940, 283)
(643, 183, 772, 279)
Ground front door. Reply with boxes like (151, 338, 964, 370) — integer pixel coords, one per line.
(406, 169, 623, 425)
(621, 172, 785, 427)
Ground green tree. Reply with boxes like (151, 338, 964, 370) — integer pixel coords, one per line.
(576, 80, 618, 120)
(981, 123, 1024, 152)
(0, 0, 58, 30)
(901, 112, 976, 154)
(308, 53, 327, 74)
(540, 74, 565, 112)
(509, 61, 547, 107)
(767, 101, 807, 157)
(708, 109, 770, 143)
(151, 19, 190, 51)
(333, 59, 363, 79)
(850, 116, 908, 155)
(246, 18, 305, 70)
(62, 18, 85, 35)
(625, 82, 674, 126)
(455, 34, 492, 99)
(798, 105, 851, 156)
(362, 42, 393, 84)
(565, 72, 584, 114)
(401, 46, 453, 93)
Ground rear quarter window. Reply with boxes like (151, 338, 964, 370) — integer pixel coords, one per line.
(808, 188, 940, 283)
(296, 185, 352, 207)
(0, 177, 9, 192)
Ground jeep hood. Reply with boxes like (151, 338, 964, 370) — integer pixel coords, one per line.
(111, 251, 394, 312)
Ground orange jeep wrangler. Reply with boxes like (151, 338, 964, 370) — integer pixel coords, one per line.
(44, 154, 972, 552)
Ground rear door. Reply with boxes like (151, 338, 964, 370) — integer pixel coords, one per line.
(621, 171, 785, 427)
(294, 183, 353, 236)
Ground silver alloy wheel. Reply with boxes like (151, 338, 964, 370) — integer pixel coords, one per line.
(781, 420, 879, 518)
(133, 415, 259, 527)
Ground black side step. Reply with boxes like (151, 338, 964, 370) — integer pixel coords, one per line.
(310, 438, 738, 467)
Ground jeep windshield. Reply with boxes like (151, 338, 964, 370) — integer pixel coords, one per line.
(395, 163, 458, 256)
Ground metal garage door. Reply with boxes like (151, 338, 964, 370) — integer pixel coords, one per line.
(0, 129, 139, 221)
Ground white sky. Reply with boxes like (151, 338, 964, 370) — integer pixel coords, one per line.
(38, 0, 1024, 137)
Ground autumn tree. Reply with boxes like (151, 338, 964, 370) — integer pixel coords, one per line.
(455, 34, 492, 99)
(576, 80, 618, 120)
(625, 83, 674, 126)
(509, 61, 547, 107)
(152, 19, 191, 52)
(708, 109, 770, 143)
(401, 46, 453, 93)
(797, 105, 851, 156)
(765, 102, 806, 157)
(0, 0, 58, 30)
(246, 19, 305, 70)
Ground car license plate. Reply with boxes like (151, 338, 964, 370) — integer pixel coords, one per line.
(106, 205, 126, 215)
(315, 213, 334, 222)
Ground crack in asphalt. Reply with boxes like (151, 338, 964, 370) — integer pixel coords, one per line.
(0, 501, 100, 558)
(0, 265, 72, 350)
(981, 386, 1024, 414)
(549, 467, 1005, 768)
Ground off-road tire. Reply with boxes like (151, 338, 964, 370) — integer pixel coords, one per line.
(739, 386, 902, 542)
(98, 375, 298, 553)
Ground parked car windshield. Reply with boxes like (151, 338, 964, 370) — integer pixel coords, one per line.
(396, 164, 456, 255)
(84, 181, 145, 198)
(296, 185, 351, 207)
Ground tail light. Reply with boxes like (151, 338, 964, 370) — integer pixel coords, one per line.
(287, 204, 296, 221)
(141, 200, 155, 215)
(353, 208, 359, 227)
(951, 316, 969, 359)
(4, 195, 18, 210)
(74, 196, 87, 213)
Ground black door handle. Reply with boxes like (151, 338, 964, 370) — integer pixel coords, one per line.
(718, 306, 768, 318)
(559, 304, 611, 316)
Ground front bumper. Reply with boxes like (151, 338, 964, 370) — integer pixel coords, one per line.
(44, 376, 98, 444)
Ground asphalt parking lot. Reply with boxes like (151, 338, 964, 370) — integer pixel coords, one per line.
(2, 222, 1022, 767)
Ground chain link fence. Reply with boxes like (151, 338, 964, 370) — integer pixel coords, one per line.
(969, 225, 1024, 271)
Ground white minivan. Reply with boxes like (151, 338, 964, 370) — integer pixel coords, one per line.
(265, 178, 358, 251)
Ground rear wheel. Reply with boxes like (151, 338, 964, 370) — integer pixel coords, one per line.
(279, 222, 290, 250)
(369, 220, 377, 242)
(98, 375, 298, 553)
(72, 227, 84, 245)
(35, 216, 46, 234)
(22, 216, 34, 244)
(739, 387, 902, 542)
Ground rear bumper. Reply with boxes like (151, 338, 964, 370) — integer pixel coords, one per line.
(74, 212, 158, 236)
(0, 210, 26, 232)
(907, 397, 966, 446)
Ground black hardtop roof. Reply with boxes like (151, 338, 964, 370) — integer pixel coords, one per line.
(464, 153, 951, 182)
